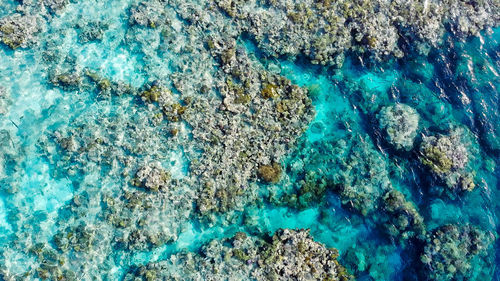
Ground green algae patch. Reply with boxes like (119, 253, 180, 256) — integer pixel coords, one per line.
(258, 162, 282, 184)
(140, 85, 170, 103)
(0, 14, 41, 49)
(50, 72, 83, 90)
(163, 103, 186, 122)
(421, 146, 453, 174)
(261, 83, 280, 99)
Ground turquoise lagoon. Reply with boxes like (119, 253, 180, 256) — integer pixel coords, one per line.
(0, 0, 498, 280)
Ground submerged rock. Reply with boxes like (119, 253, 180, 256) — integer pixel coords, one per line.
(378, 104, 420, 151)
(332, 135, 392, 216)
(0, 87, 11, 115)
(420, 224, 495, 281)
(380, 190, 426, 241)
(76, 20, 109, 43)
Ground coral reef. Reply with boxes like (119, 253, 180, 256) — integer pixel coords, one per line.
(214, 0, 500, 65)
(419, 127, 476, 193)
(32, 94, 193, 277)
(257, 162, 282, 184)
(395, 79, 453, 130)
(279, 135, 428, 243)
(139, 82, 172, 104)
(0, 13, 41, 49)
(380, 190, 426, 241)
(27, 243, 77, 281)
(343, 240, 401, 280)
(279, 132, 392, 216)
(84, 69, 136, 97)
(420, 224, 495, 281)
(337, 77, 391, 116)
(453, 37, 500, 152)
(0, 0, 497, 280)
(331, 135, 392, 216)
(260, 228, 353, 281)
(184, 38, 314, 216)
(53, 224, 96, 253)
(278, 170, 332, 209)
(378, 104, 420, 151)
(41, 0, 68, 15)
(124, 229, 353, 281)
(0, 129, 23, 194)
(132, 162, 171, 192)
(49, 71, 83, 90)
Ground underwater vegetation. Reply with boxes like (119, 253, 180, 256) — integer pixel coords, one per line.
(0, 0, 498, 280)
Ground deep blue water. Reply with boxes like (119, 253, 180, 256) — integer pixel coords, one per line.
(0, 1, 498, 280)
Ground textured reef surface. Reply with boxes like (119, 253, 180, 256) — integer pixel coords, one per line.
(0, 0, 499, 280)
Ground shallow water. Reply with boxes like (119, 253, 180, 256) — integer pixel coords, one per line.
(0, 0, 499, 280)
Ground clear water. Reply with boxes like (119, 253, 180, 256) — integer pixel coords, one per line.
(0, 1, 498, 280)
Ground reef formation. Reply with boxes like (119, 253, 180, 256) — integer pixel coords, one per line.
(0, 0, 498, 280)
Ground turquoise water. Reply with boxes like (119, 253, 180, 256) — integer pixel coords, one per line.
(0, 0, 499, 280)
